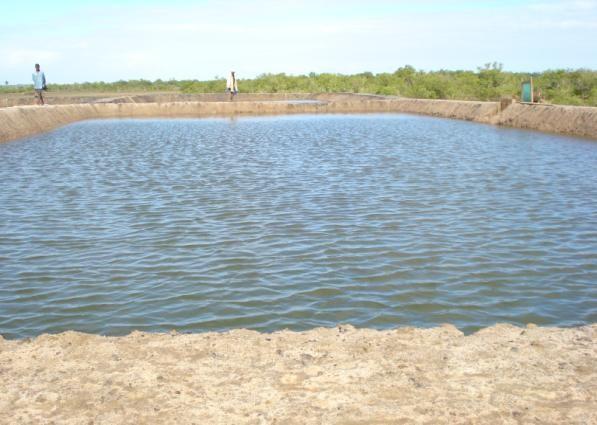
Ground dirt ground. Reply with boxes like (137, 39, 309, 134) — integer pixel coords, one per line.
(1, 93, 596, 142)
(0, 92, 384, 108)
(0, 324, 595, 424)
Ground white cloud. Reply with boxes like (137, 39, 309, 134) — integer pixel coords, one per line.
(530, 19, 597, 29)
(4, 49, 61, 67)
(528, 0, 597, 12)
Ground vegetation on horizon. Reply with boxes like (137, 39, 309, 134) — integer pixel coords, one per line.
(2, 64, 595, 106)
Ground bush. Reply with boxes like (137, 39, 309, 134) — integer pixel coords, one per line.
(2, 66, 595, 106)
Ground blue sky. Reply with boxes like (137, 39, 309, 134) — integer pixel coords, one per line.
(1, 0, 596, 84)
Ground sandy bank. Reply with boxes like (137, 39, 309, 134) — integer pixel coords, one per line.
(0, 97, 499, 144)
(0, 92, 387, 107)
(0, 324, 595, 424)
(493, 102, 597, 139)
(1, 94, 595, 143)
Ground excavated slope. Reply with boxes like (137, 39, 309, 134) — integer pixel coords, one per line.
(0, 98, 504, 143)
(1, 324, 595, 424)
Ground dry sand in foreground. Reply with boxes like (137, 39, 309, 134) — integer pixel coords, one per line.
(0, 324, 595, 424)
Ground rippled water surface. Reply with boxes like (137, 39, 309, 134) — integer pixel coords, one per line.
(1, 114, 596, 338)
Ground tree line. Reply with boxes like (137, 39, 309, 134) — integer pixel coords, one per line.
(2, 64, 595, 106)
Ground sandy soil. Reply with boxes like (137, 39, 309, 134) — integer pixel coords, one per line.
(0, 324, 595, 424)
(0, 92, 386, 108)
(0, 94, 595, 143)
(0, 97, 499, 144)
(493, 102, 597, 139)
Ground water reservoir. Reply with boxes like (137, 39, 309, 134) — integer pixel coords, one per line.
(0, 114, 595, 338)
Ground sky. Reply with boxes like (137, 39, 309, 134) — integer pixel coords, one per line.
(1, 0, 596, 84)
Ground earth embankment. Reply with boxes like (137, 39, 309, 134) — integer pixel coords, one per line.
(1, 324, 594, 424)
(0, 94, 595, 143)
(492, 102, 597, 139)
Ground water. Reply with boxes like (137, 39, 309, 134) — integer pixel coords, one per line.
(0, 114, 595, 338)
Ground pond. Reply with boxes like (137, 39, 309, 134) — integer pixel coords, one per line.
(0, 114, 595, 338)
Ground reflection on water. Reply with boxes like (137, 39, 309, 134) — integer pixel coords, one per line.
(0, 114, 595, 338)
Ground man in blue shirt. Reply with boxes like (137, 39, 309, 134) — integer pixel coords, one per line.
(32, 63, 46, 105)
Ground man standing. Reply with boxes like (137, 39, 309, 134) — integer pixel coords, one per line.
(226, 71, 238, 101)
(32, 63, 46, 105)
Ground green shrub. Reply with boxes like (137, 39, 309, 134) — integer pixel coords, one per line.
(2, 66, 595, 106)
